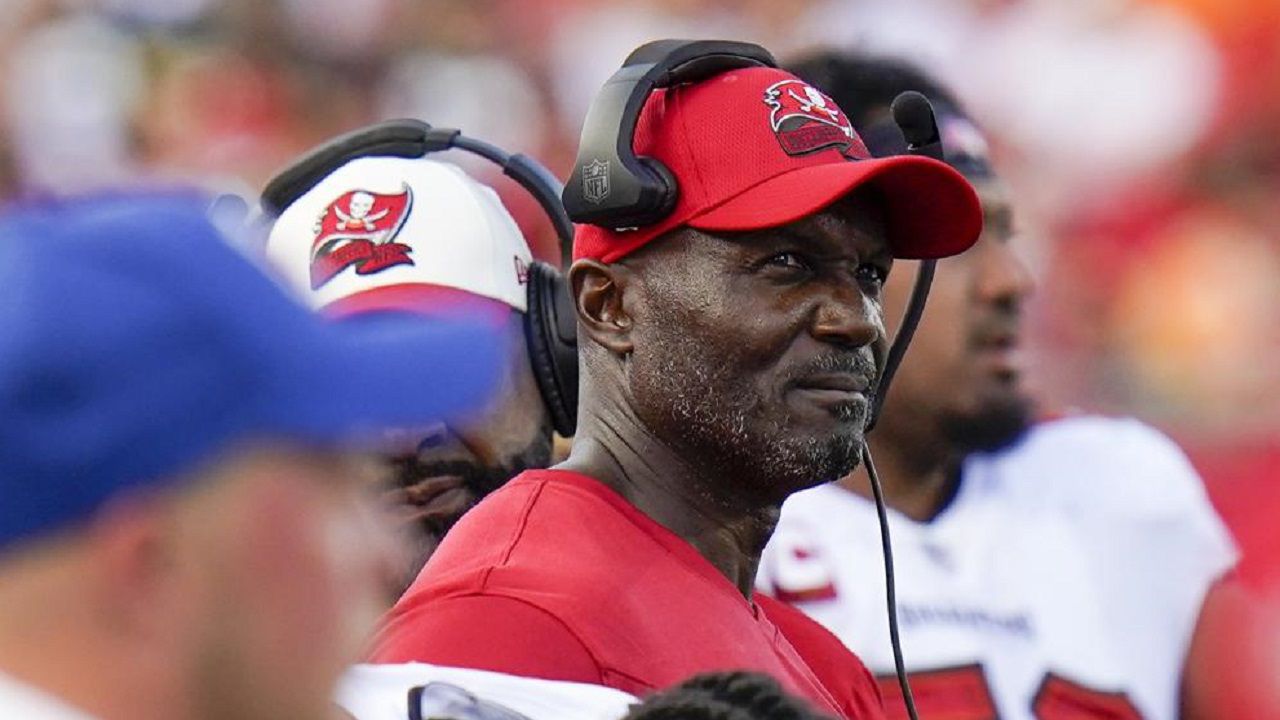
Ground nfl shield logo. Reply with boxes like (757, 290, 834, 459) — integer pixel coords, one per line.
(582, 159, 610, 204)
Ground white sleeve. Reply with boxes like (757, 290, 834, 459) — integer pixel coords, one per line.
(991, 417, 1238, 707)
(1096, 420, 1238, 665)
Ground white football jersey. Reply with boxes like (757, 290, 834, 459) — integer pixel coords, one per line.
(337, 663, 638, 720)
(758, 416, 1236, 720)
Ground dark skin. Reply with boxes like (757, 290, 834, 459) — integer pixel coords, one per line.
(380, 311, 553, 595)
(563, 192, 892, 597)
(841, 179, 1034, 521)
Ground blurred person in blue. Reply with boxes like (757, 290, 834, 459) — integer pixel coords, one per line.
(261, 128, 577, 594)
(757, 52, 1237, 720)
(0, 194, 501, 720)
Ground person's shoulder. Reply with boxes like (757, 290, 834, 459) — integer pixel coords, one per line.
(368, 593, 606, 682)
(427, 469, 604, 572)
(757, 594, 855, 659)
(415, 470, 552, 575)
(974, 413, 1208, 521)
(336, 662, 638, 720)
(402, 468, 673, 626)
(757, 595, 886, 718)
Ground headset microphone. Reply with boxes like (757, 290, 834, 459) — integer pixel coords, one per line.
(869, 91, 942, 432)
(892, 91, 945, 161)
(862, 90, 947, 720)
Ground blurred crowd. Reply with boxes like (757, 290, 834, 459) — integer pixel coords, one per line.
(1, 0, 1278, 571)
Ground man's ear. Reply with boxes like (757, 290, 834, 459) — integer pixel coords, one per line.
(85, 493, 184, 639)
(568, 259, 634, 356)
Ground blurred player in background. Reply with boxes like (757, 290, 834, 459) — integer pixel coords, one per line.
(758, 52, 1238, 720)
(0, 194, 500, 720)
(264, 153, 562, 593)
(369, 43, 984, 720)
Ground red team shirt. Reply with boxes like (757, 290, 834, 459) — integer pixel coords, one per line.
(369, 469, 886, 720)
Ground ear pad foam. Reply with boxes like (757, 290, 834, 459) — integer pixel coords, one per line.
(523, 261, 579, 436)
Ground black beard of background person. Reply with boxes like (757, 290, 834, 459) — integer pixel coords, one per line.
(389, 422, 552, 568)
(789, 52, 1037, 522)
(929, 248, 1032, 455)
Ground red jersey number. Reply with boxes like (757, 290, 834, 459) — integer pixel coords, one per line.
(1033, 673, 1143, 720)
(876, 667, 1143, 720)
(876, 665, 997, 720)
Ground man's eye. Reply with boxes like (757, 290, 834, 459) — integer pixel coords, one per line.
(856, 263, 888, 287)
(765, 252, 808, 270)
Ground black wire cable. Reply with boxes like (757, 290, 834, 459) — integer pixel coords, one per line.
(862, 443, 918, 720)
(867, 259, 936, 432)
(862, 226, 936, 720)
(856, 90, 947, 720)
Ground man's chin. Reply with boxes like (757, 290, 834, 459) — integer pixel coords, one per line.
(942, 395, 1034, 454)
(754, 426, 866, 500)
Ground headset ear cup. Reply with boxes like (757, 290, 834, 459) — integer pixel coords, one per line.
(638, 157, 679, 222)
(524, 262, 579, 437)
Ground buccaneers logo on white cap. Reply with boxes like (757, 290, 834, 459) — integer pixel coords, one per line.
(763, 80, 869, 158)
(310, 186, 413, 289)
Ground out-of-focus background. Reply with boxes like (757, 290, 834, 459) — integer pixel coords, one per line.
(1, 0, 1277, 584)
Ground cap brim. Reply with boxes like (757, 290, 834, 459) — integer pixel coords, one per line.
(320, 283, 516, 323)
(258, 311, 507, 445)
(688, 156, 982, 260)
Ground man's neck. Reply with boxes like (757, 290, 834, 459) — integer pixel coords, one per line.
(841, 424, 962, 522)
(560, 401, 778, 600)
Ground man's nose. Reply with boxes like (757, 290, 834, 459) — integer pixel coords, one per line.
(976, 240, 1034, 307)
(810, 285, 882, 348)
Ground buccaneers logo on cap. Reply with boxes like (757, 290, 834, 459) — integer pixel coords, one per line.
(763, 80, 869, 159)
(310, 186, 414, 289)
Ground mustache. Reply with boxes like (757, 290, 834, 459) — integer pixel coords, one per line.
(785, 350, 880, 393)
(968, 318, 1022, 353)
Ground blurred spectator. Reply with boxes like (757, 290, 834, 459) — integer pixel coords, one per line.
(4, 11, 144, 194)
(378, 52, 546, 162)
(0, 193, 501, 720)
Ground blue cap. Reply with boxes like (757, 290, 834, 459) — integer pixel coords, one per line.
(0, 193, 505, 549)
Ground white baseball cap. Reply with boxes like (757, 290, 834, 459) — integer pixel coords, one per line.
(265, 156, 533, 318)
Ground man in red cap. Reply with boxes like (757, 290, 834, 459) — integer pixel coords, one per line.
(369, 52, 982, 720)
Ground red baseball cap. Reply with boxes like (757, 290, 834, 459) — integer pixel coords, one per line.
(573, 66, 983, 263)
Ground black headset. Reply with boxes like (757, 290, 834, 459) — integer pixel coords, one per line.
(260, 119, 579, 437)
(565, 40, 957, 720)
(563, 39, 777, 229)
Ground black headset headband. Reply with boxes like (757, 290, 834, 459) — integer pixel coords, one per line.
(563, 40, 777, 229)
(261, 119, 574, 261)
